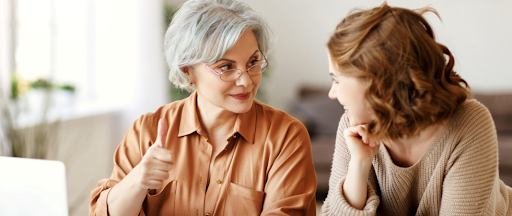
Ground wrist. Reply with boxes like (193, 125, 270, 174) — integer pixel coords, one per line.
(126, 166, 149, 193)
(347, 158, 373, 179)
(349, 157, 373, 170)
(343, 160, 372, 210)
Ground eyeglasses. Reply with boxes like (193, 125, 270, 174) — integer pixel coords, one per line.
(202, 53, 268, 82)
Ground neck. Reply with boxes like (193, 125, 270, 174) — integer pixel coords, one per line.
(384, 121, 447, 167)
(196, 94, 237, 139)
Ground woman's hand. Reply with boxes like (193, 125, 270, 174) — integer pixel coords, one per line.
(136, 118, 174, 190)
(344, 125, 380, 164)
(107, 118, 174, 216)
(342, 124, 380, 210)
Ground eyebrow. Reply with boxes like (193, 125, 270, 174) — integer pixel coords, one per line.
(329, 72, 336, 77)
(216, 50, 260, 63)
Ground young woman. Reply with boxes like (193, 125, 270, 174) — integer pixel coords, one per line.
(89, 0, 317, 215)
(321, 3, 511, 215)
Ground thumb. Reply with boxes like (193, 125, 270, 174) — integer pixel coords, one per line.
(155, 118, 168, 148)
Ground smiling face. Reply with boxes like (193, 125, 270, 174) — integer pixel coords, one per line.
(327, 54, 373, 127)
(185, 30, 262, 114)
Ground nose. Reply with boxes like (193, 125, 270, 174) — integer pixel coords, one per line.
(328, 83, 336, 100)
(235, 71, 252, 87)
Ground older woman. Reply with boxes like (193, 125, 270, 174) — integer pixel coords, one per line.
(320, 3, 512, 216)
(89, 0, 317, 215)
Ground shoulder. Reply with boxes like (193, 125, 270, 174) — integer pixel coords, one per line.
(254, 100, 308, 130)
(445, 99, 498, 151)
(138, 98, 188, 125)
(252, 100, 310, 143)
(450, 99, 495, 132)
(457, 99, 493, 119)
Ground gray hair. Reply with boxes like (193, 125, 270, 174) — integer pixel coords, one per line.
(164, 0, 274, 92)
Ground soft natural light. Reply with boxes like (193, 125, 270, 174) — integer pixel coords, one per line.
(53, 0, 87, 93)
(15, 0, 88, 99)
(15, 0, 52, 80)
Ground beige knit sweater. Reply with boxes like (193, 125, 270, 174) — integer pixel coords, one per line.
(320, 100, 512, 215)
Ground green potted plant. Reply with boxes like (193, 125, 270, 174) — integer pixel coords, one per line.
(0, 77, 63, 159)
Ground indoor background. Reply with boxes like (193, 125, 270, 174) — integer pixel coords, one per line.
(0, 0, 511, 215)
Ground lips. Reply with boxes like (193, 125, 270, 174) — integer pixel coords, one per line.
(230, 92, 251, 100)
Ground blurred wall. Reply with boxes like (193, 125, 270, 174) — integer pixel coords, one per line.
(95, 0, 168, 135)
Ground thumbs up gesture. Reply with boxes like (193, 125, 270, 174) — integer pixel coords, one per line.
(137, 118, 174, 190)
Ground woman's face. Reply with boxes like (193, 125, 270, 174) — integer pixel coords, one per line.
(187, 30, 262, 114)
(327, 54, 372, 126)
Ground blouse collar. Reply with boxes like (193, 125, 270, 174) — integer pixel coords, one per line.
(177, 91, 256, 144)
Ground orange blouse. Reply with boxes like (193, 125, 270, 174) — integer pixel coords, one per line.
(90, 92, 317, 216)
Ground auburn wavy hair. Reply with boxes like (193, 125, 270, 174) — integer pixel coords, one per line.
(327, 2, 472, 141)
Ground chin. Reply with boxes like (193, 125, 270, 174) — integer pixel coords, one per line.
(228, 100, 254, 114)
(348, 116, 362, 127)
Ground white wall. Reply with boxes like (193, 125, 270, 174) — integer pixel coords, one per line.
(94, 0, 168, 143)
(0, 0, 12, 98)
(240, 0, 512, 110)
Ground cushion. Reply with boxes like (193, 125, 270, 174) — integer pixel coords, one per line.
(289, 94, 344, 137)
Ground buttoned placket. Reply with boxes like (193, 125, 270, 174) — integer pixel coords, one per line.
(194, 134, 212, 216)
(203, 133, 239, 216)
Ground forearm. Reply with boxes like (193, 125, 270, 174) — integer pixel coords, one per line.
(107, 166, 147, 216)
(342, 159, 372, 210)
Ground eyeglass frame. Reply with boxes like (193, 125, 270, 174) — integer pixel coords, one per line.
(201, 54, 269, 82)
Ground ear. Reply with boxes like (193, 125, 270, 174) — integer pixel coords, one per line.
(181, 66, 195, 84)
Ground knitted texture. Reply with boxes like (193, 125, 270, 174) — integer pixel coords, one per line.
(320, 100, 512, 216)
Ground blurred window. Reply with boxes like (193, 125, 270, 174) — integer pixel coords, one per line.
(14, 0, 90, 99)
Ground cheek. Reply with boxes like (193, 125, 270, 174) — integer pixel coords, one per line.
(354, 104, 373, 123)
(252, 75, 262, 85)
(249, 75, 262, 92)
(196, 76, 229, 96)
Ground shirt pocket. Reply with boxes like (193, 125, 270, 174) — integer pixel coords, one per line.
(144, 180, 177, 216)
(221, 182, 265, 216)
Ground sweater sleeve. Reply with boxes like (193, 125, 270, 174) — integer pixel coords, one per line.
(320, 114, 380, 216)
(439, 102, 511, 215)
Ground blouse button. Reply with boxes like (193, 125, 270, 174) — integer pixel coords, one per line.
(233, 134, 237, 138)
(216, 179, 222, 184)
